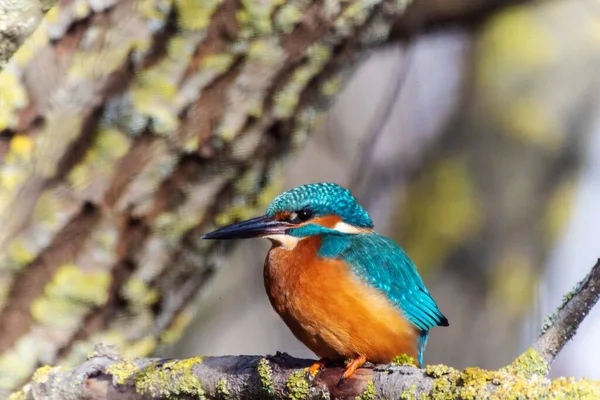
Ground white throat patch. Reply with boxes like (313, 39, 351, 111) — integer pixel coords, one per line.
(332, 221, 368, 234)
(264, 234, 300, 250)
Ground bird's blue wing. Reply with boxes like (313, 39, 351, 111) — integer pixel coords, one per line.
(319, 233, 448, 332)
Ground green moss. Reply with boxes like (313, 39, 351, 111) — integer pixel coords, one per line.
(217, 378, 231, 399)
(107, 359, 140, 385)
(122, 277, 160, 309)
(320, 76, 343, 98)
(47, 264, 111, 305)
(430, 377, 456, 400)
(174, 0, 221, 31)
(0, 71, 28, 130)
(31, 264, 112, 328)
(67, 44, 134, 81)
(31, 365, 62, 384)
(503, 348, 548, 378)
(134, 356, 205, 398)
(458, 367, 492, 400)
(12, 23, 50, 67)
(257, 358, 274, 395)
(541, 275, 585, 336)
(274, 3, 302, 33)
(68, 126, 131, 191)
(200, 53, 236, 73)
(392, 354, 416, 367)
(247, 38, 286, 66)
(548, 377, 600, 398)
(273, 44, 332, 118)
(425, 364, 455, 378)
(422, 352, 591, 400)
(286, 370, 310, 400)
(355, 380, 376, 400)
(7, 390, 27, 400)
(238, 0, 281, 36)
(426, 365, 461, 400)
(400, 384, 417, 400)
(540, 314, 556, 336)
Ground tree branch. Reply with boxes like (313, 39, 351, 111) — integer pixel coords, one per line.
(13, 259, 600, 399)
(15, 348, 600, 400)
(534, 258, 600, 365)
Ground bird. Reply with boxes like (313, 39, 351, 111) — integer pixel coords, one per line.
(202, 182, 448, 385)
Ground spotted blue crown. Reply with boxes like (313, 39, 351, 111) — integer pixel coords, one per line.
(266, 183, 373, 228)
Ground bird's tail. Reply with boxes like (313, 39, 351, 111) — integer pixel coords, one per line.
(417, 331, 429, 367)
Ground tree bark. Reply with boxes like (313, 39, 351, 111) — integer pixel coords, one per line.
(16, 351, 600, 400)
(0, 0, 56, 67)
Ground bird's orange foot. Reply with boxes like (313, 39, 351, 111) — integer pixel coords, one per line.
(306, 358, 328, 382)
(337, 355, 367, 387)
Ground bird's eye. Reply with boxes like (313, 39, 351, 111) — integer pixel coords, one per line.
(288, 209, 313, 224)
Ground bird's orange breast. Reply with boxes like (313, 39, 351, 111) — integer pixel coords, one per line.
(264, 235, 419, 364)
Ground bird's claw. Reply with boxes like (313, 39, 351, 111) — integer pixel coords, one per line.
(306, 358, 327, 383)
(337, 355, 367, 387)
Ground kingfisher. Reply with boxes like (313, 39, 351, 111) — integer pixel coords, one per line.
(202, 182, 448, 384)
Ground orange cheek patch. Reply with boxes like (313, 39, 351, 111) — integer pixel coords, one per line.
(274, 211, 292, 221)
(304, 215, 342, 228)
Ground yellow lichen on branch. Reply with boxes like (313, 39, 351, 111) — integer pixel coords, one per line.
(11, 349, 600, 400)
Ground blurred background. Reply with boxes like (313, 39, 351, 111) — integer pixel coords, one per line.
(172, 1, 600, 379)
(1, 0, 600, 397)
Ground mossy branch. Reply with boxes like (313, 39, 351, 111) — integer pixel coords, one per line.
(12, 259, 600, 399)
(534, 258, 600, 365)
(12, 348, 600, 400)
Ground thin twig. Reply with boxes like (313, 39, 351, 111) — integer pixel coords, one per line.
(534, 258, 600, 365)
(349, 42, 415, 191)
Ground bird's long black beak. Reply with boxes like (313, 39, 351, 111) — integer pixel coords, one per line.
(201, 215, 291, 240)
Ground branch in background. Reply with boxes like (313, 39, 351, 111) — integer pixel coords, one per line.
(390, 0, 528, 39)
(14, 259, 600, 400)
(534, 258, 600, 365)
(348, 42, 415, 192)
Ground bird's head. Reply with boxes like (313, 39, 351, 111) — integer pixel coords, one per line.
(202, 183, 373, 249)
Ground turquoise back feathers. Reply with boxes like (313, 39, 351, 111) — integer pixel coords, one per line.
(318, 233, 449, 329)
(318, 233, 448, 366)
